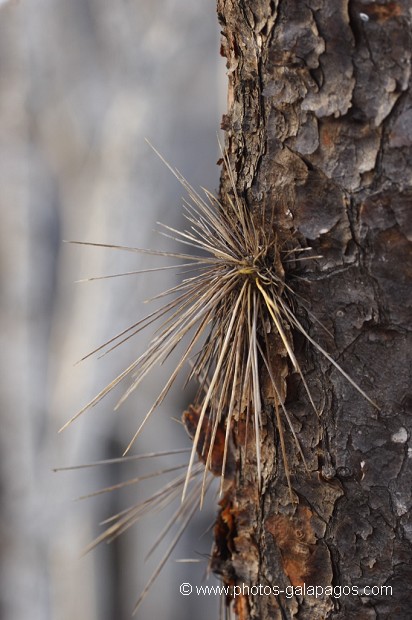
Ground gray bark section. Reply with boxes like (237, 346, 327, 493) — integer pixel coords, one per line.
(216, 1, 411, 618)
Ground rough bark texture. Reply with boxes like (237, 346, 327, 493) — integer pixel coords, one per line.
(215, 1, 411, 619)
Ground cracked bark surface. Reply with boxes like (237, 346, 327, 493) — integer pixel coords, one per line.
(214, 1, 411, 618)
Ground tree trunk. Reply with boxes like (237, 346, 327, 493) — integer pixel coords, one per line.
(214, 1, 412, 618)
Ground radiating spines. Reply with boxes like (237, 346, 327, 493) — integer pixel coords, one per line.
(62, 142, 383, 618)
(66, 142, 379, 507)
(58, 447, 213, 615)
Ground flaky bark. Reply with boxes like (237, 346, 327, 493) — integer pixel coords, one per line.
(214, 1, 412, 618)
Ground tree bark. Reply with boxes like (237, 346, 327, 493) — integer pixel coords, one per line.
(214, 1, 412, 618)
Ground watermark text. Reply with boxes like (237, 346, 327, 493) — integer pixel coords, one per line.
(179, 582, 392, 599)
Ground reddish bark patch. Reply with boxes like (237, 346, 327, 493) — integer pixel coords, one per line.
(182, 404, 236, 479)
(266, 505, 332, 587)
(361, 2, 403, 22)
(233, 593, 250, 620)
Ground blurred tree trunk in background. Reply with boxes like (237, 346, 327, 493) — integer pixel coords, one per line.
(215, 1, 411, 618)
(0, 2, 222, 620)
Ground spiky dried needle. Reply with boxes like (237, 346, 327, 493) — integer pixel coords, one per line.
(62, 142, 381, 615)
(64, 141, 378, 503)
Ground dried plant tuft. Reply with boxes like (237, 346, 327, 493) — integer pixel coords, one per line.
(62, 141, 379, 612)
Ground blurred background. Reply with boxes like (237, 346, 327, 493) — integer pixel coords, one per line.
(0, 1, 225, 619)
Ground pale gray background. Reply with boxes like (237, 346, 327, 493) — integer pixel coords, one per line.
(0, 1, 225, 618)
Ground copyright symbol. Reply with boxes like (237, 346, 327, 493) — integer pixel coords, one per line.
(180, 582, 192, 595)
